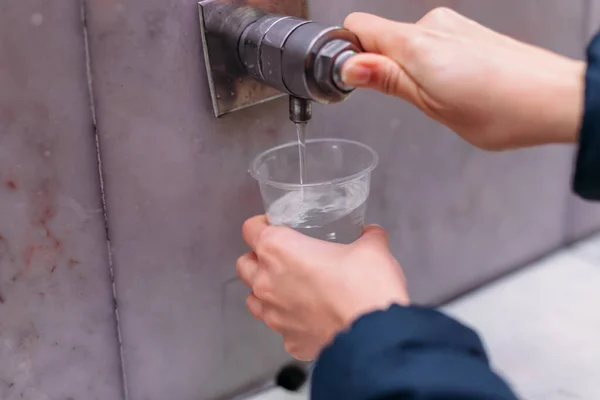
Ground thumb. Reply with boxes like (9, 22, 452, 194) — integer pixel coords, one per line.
(355, 225, 390, 249)
(342, 53, 420, 102)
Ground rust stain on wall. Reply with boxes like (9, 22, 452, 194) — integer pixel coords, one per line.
(5, 179, 17, 190)
(16, 178, 65, 277)
(20, 244, 36, 270)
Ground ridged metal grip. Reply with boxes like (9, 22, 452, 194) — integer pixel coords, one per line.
(240, 15, 362, 103)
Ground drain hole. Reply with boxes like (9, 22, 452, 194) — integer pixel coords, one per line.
(275, 363, 307, 392)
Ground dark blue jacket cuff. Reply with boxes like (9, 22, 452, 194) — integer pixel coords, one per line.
(574, 32, 600, 200)
(312, 305, 517, 400)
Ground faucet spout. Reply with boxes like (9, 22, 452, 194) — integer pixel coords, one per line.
(289, 96, 312, 124)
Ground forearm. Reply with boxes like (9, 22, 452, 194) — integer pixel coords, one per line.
(532, 59, 585, 146)
(490, 52, 585, 149)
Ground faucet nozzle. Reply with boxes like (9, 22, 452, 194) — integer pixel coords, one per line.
(289, 96, 312, 124)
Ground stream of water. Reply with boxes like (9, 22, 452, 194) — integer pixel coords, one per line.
(295, 122, 307, 185)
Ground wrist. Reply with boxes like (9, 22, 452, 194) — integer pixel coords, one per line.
(321, 293, 410, 355)
(498, 59, 585, 149)
(541, 60, 585, 145)
(335, 293, 410, 334)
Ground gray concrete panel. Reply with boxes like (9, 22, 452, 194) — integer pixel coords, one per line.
(0, 1, 124, 399)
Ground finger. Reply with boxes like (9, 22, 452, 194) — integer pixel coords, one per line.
(236, 252, 259, 287)
(258, 227, 344, 261)
(344, 13, 418, 59)
(246, 293, 264, 320)
(355, 224, 390, 250)
(342, 53, 420, 101)
(284, 339, 316, 362)
(282, 333, 323, 361)
(253, 223, 331, 261)
(242, 215, 269, 251)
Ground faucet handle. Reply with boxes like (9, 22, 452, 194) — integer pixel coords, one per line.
(314, 40, 360, 99)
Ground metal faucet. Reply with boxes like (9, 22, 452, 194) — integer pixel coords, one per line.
(198, 1, 362, 122)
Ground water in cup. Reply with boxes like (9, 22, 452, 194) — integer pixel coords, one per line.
(267, 180, 368, 244)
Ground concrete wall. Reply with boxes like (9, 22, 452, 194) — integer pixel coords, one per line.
(0, 0, 599, 399)
(0, 1, 124, 399)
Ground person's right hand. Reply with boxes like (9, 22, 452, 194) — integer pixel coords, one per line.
(342, 8, 585, 151)
(237, 217, 409, 361)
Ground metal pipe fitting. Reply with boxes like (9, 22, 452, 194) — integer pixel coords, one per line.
(198, 1, 361, 116)
(238, 14, 362, 104)
(289, 96, 312, 123)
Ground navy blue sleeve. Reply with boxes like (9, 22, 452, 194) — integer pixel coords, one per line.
(574, 32, 600, 200)
(312, 305, 517, 400)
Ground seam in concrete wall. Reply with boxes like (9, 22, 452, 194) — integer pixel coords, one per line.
(79, 1, 129, 399)
(82, 2, 97, 126)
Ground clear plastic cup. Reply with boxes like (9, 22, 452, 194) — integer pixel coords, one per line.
(249, 138, 378, 244)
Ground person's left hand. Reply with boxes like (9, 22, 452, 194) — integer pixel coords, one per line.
(236, 215, 410, 361)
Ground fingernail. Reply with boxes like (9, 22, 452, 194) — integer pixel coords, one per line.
(342, 63, 372, 86)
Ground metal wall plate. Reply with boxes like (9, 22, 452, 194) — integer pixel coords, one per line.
(198, 0, 309, 117)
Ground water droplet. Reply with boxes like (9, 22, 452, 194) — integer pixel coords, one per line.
(230, 92, 235, 97)
(30, 13, 43, 26)
(44, 150, 51, 157)
(216, 94, 221, 99)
